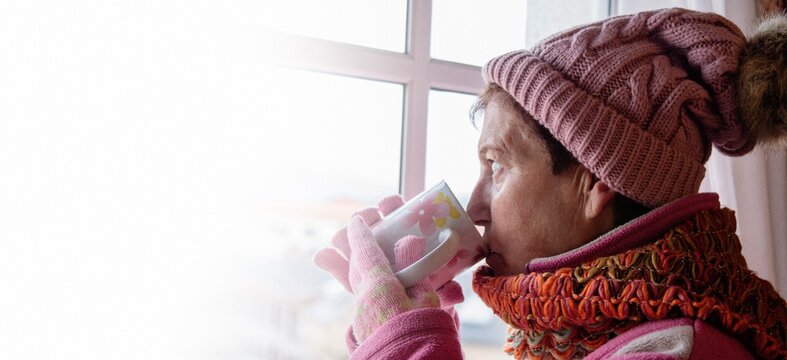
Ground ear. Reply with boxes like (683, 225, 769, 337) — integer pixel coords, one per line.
(580, 171, 616, 220)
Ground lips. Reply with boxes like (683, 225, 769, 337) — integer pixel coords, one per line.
(485, 251, 504, 272)
(485, 236, 498, 255)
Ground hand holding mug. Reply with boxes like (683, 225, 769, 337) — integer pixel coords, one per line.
(314, 193, 465, 305)
(313, 182, 484, 341)
(369, 181, 487, 288)
(313, 194, 406, 293)
(341, 216, 441, 342)
(316, 182, 486, 289)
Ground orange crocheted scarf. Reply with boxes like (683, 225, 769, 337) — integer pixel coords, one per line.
(472, 208, 787, 360)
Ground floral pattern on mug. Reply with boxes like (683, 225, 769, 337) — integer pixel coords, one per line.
(403, 194, 450, 236)
(445, 245, 486, 268)
(446, 249, 470, 268)
(434, 192, 461, 224)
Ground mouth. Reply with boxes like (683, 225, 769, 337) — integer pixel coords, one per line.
(484, 250, 502, 268)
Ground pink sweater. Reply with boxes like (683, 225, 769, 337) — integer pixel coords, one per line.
(348, 313, 752, 359)
(347, 194, 757, 359)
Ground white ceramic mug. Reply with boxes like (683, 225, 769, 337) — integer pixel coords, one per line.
(371, 181, 486, 288)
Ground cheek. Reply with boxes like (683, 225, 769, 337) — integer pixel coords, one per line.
(488, 174, 544, 241)
(493, 174, 532, 214)
(489, 189, 530, 236)
(488, 196, 534, 273)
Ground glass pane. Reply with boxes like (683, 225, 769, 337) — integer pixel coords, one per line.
(425, 90, 480, 204)
(262, 69, 403, 207)
(425, 90, 510, 358)
(525, 0, 610, 48)
(614, 0, 689, 16)
(259, 69, 404, 358)
(431, 0, 609, 66)
(266, 0, 407, 53)
(431, 0, 527, 66)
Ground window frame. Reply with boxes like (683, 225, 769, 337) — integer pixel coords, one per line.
(268, 0, 611, 198)
(269, 0, 483, 200)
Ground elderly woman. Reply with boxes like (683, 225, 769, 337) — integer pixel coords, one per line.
(315, 8, 787, 360)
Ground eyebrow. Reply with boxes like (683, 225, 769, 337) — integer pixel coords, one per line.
(478, 142, 506, 159)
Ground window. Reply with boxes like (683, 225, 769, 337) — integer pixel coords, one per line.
(524, 0, 610, 48)
(261, 1, 613, 358)
(424, 90, 480, 203)
(263, 69, 403, 206)
(431, 0, 528, 66)
(257, 69, 405, 357)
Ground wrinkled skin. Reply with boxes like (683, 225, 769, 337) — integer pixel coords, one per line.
(466, 98, 616, 276)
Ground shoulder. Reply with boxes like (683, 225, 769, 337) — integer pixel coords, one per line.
(585, 318, 754, 360)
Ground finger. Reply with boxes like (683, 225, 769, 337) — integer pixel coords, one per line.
(435, 280, 464, 307)
(347, 216, 392, 275)
(330, 227, 351, 260)
(331, 206, 383, 259)
(332, 207, 383, 259)
(393, 235, 425, 272)
(312, 248, 352, 293)
(394, 236, 437, 302)
(377, 195, 405, 216)
(353, 207, 381, 226)
(409, 275, 437, 305)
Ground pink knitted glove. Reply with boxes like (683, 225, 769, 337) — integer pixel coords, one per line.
(313, 195, 465, 337)
(344, 216, 441, 341)
(314, 195, 404, 292)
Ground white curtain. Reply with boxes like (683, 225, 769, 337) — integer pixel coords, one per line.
(614, 0, 787, 297)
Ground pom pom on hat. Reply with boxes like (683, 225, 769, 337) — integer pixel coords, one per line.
(738, 12, 787, 147)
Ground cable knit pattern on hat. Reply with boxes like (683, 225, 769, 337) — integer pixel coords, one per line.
(483, 8, 752, 207)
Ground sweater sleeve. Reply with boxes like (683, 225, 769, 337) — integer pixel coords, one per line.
(585, 318, 754, 360)
(346, 308, 463, 360)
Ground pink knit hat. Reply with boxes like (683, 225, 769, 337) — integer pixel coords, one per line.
(483, 8, 754, 207)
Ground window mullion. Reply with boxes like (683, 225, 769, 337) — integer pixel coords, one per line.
(429, 60, 483, 95)
(267, 32, 414, 84)
(401, 0, 432, 199)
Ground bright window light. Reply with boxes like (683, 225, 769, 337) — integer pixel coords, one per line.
(524, 0, 609, 48)
(265, 0, 408, 53)
(424, 90, 480, 205)
(262, 68, 404, 256)
(431, 0, 528, 66)
(256, 69, 405, 358)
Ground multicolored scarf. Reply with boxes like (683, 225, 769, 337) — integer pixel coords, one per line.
(473, 208, 787, 359)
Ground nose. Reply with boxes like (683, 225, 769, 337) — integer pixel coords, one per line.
(466, 177, 491, 227)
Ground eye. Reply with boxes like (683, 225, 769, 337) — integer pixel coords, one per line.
(491, 161, 502, 174)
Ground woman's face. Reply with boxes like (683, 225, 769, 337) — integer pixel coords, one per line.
(466, 98, 599, 276)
